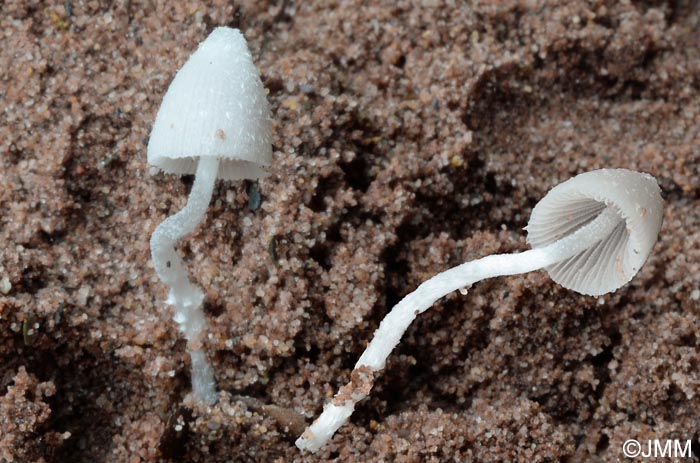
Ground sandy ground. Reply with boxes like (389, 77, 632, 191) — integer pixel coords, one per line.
(1, 1, 699, 462)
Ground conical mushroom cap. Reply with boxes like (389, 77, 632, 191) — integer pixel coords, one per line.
(526, 169, 663, 296)
(147, 27, 272, 180)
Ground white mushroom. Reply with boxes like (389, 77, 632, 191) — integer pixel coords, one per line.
(148, 27, 271, 404)
(296, 168, 663, 452)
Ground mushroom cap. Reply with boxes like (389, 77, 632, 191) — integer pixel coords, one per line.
(526, 168, 663, 296)
(147, 27, 272, 180)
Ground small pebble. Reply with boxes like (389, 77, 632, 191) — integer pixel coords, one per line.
(0, 276, 11, 294)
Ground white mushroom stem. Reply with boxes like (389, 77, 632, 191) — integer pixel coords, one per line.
(150, 156, 220, 405)
(296, 206, 622, 452)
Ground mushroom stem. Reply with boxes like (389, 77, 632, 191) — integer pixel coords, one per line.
(150, 156, 220, 404)
(296, 206, 622, 452)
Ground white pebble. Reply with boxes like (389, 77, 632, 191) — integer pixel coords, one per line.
(0, 276, 11, 294)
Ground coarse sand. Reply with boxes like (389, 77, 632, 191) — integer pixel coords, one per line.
(1, 1, 699, 462)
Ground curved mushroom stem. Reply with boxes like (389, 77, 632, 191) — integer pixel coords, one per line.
(150, 156, 220, 405)
(296, 207, 622, 452)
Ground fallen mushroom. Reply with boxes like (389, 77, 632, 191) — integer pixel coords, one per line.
(296, 168, 664, 452)
(148, 27, 271, 404)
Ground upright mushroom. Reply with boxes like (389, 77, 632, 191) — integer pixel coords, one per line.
(148, 27, 271, 404)
(296, 168, 664, 452)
